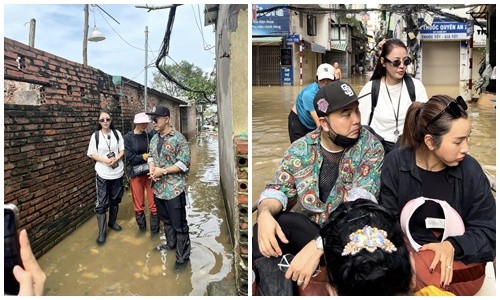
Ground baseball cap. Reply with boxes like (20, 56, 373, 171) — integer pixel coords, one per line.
(314, 81, 359, 117)
(133, 112, 150, 124)
(400, 197, 465, 252)
(146, 106, 170, 117)
(316, 63, 335, 81)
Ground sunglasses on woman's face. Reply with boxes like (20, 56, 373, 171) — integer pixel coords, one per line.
(99, 118, 111, 123)
(426, 96, 468, 128)
(384, 57, 411, 67)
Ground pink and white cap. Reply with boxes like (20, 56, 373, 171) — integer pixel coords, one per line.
(400, 197, 465, 251)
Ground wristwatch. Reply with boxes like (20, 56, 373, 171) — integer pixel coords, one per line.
(162, 168, 168, 176)
(315, 235, 323, 250)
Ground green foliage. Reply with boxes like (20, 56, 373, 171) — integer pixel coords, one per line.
(151, 60, 216, 104)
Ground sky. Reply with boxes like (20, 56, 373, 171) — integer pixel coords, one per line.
(3, 2, 217, 88)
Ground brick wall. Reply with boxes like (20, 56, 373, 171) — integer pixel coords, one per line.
(234, 136, 248, 295)
(3, 37, 192, 257)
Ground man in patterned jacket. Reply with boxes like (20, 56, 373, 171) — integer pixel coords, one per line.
(253, 81, 384, 295)
(146, 106, 191, 268)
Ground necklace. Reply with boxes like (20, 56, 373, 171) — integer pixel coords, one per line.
(320, 141, 343, 153)
(384, 79, 404, 137)
(101, 130, 112, 152)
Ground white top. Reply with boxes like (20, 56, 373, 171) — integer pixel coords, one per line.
(87, 130, 125, 180)
(359, 77, 428, 143)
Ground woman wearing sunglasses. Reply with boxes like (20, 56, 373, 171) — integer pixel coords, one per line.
(86, 111, 125, 245)
(358, 38, 429, 154)
(379, 95, 496, 295)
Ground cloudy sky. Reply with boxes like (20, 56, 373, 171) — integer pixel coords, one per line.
(3, 2, 217, 87)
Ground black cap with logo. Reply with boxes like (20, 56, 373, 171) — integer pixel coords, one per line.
(314, 81, 360, 117)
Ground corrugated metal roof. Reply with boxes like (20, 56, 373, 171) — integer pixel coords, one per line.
(331, 42, 348, 52)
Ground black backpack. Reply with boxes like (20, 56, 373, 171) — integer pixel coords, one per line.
(367, 74, 416, 126)
(95, 129, 119, 150)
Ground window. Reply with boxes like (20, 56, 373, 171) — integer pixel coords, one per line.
(307, 14, 316, 36)
(299, 12, 303, 28)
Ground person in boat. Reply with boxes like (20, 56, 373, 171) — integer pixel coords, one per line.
(379, 94, 496, 295)
(253, 81, 384, 295)
(321, 198, 454, 296)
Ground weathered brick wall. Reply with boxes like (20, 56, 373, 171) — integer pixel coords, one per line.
(4, 37, 191, 257)
(234, 136, 248, 296)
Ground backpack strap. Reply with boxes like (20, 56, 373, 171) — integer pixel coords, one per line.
(368, 78, 380, 126)
(368, 74, 416, 126)
(95, 131, 100, 150)
(403, 74, 416, 101)
(111, 129, 120, 143)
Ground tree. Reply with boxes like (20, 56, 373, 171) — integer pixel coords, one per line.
(151, 60, 216, 104)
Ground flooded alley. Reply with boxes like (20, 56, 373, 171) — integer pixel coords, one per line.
(38, 132, 235, 296)
(252, 74, 496, 209)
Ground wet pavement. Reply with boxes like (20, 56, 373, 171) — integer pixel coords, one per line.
(38, 132, 236, 296)
(252, 74, 496, 210)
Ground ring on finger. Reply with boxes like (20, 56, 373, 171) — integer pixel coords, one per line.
(446, 265, 452, 270)
(297, 280, 304, 285)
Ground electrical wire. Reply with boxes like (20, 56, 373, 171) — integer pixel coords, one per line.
(95, 6, 158, 55)
(191, 4, 214, 51)
(155, 5, 213, 103)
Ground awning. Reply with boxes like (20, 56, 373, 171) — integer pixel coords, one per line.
(311, 43, 326, 54)
(252, 36, 282, 46)
(331, 42, 348, 52)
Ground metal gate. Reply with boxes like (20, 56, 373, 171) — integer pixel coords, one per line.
(252, 45, 281, 86)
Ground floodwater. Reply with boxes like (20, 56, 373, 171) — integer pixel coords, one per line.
(252, 74, 496, 210)
(39, 132, 235, 296)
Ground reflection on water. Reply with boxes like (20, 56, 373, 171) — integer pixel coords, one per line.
(39, 132, 234, 296)
(252, 75, 496, 209)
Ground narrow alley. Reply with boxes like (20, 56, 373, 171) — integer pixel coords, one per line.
(38, 132, 236, 296)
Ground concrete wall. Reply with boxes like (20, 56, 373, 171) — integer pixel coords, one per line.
(212, 5, 248, 295)
(3, 37, 190, 257)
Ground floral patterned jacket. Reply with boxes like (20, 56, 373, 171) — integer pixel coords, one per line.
(259, 127, 384, 225)
(148, 128, 190, 200)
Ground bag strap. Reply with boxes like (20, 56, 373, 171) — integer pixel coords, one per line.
(368, 78, 380, 126)
(368, 74, 416, 126)
(403, 74, 416, 101)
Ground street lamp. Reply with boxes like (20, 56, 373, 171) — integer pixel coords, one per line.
(88, 26, 105, 42)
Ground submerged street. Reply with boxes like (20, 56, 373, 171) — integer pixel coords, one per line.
(38, 132, 235, 296)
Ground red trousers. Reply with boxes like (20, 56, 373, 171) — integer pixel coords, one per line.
(130, 175, 156, 215)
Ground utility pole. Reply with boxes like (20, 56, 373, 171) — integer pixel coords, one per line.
(144, 26, 148, 111)
(28, 19, 36, 47)
(83, 4, 89, 66)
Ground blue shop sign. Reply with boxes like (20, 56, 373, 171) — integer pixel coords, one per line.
(419, 17, 469, 40)
(281, 66, 293, 86)
(252, 4, 290, 36)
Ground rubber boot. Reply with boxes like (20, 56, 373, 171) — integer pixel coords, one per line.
(108, 205, 122, 231)
(96, 214, 107, 245)
(150, 213, 160, 235)
(254, 257, 294, 296)
(175, 232, 191, 264)
(135, 213, 147, 232)
(156, 223, 176, 251)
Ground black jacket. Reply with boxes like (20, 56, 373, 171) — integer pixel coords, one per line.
(380, 147, 496, 264)
(124, 130, 154, 178)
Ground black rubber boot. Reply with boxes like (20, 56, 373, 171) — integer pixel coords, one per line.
(254, 257, 294, 296)
(175, 232, 191, 264)
(108, 205, 122, 231)
(96, 214, 107, 245)
(156, 223, 176, 251)
(135, 213, 146, 232)
(150, 213, 160, 235)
